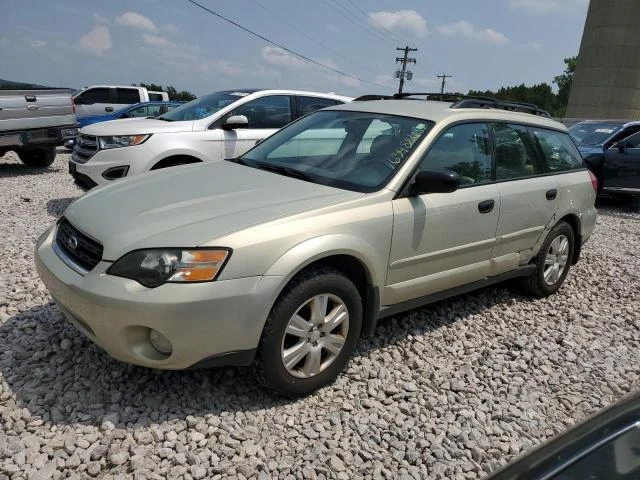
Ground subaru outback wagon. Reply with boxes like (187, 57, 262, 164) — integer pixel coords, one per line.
(36, 95, 598, 396)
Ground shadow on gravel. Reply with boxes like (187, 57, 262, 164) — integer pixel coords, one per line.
(596, 196, 640, 216)
(0, 285, 519, 427)
(0, 162, 61, 178)
(47, 197, 76, 217)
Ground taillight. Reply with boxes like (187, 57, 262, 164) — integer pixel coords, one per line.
(588, 170, 598, 193)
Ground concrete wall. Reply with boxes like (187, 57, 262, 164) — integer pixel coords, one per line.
(566, 0, 640, 119)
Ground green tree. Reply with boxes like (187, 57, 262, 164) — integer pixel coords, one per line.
(133, 83, 197, 101)
(553, 56, 577, 117)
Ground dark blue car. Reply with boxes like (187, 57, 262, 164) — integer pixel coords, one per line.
(77, 101, 183, 128)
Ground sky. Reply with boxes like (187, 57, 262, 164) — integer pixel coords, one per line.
(0, 0, 590, 97)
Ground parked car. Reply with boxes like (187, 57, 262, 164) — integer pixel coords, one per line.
(0, 88, 78, 167)
(36, 95, 597, 396)
(64, 101, 183, 150)
(569, 120, 640, 200)
(488, 390, 640, 479)
(68, 89, 351, 189)
(72, 85, 169, 119)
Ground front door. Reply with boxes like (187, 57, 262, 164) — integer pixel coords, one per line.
(220, 95, 293, 159)
(603, 131, 640, 192)
(386, 122, 499, 305)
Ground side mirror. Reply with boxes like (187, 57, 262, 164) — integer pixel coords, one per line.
(222, 115, 249, 130)
(413, 169, 460, 194)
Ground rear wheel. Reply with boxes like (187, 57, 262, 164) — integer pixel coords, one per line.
(255, 267, 362, 397)
(521, 221, 574, 297)
(17, 146, 56, 167)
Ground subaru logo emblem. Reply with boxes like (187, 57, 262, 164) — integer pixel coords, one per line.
(67, 235, 78, 250)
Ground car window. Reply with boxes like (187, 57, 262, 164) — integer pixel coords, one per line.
(115, 88, 141, 104)
(551, 424, 640, 480)
(493, 123, 544, 180)
(231, 95, 293, 129)
(617, 130, 640, 149)
(568, 122, 622, 146)
(296, 96, 340, 116)
(530, 127, 585, 172)
(240, 110, 433, 192)
(610, 126, 640, 145)
(75, 88, 111, 105)
(128, 105, 149, 118)
(148, 92, 163, 101)
(159, 92, 240, 121)
(418, 123, 492, 185)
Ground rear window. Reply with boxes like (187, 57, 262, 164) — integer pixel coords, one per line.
(530, 128, 585, 172)
(115, 88, 141, 104)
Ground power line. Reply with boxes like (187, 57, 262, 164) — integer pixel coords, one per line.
(249, 0, 381, 76)
(320, 0, 396, 45)
(344, 0, 400, 42)
(185, 0, 388, 88)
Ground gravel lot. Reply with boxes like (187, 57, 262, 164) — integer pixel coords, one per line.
(1, 150, 639, 480)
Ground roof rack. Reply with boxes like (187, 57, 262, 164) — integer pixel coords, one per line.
(352, 92, 551, 117)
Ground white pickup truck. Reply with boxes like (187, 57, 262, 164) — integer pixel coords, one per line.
(73, 85, 169, 119)
(0, 89, 78, 167)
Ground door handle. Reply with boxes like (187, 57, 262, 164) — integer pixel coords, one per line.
(478, 199, 495, 213)
(546, 189, 557, 200)
(105, 106, 114, 112)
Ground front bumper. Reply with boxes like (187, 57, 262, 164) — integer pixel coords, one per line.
(35, 225, 283, 369)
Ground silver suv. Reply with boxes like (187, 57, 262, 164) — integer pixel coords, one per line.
(35, 95, 598, 396)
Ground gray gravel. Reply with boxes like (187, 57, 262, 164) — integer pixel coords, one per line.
(1, 150, 639, 479)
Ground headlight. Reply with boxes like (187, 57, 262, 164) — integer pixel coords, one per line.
(99, 134, 151, 149)
(107, 248, 231, 288)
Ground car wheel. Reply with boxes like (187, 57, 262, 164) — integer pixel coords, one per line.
(255, 267, 362, 397)
(521, 221, 574, 297)
(17, 147, 56, 167)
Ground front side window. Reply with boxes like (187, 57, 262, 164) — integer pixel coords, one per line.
(531, 127, 585, 172)
(230, 95, 293, 129)
(616, 130, 640, 149)
(493, 123, 544, 180)
(418, 123, 492, 185)
(238, 110, 433, 192)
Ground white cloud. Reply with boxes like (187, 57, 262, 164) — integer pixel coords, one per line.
(79, 25, 112, 55)
(116, 12, 157, 32)
(163, 24, 179, 35)
(31, 39, 46, 49)
(142, 34, 177, 49)
(437, 21, 509, 46)
(368, 10, 427, 38)
(261, 46, 306, 68)
(508, 0, 588, 13)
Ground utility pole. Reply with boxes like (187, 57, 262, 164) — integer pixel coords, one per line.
(437, 73, 452, 100)
(395, 46, 417, 94)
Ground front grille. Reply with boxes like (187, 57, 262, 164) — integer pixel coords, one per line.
(55, 219, 103, 271)
(72, 134, 99, 164)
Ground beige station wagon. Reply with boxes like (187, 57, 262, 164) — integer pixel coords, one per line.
(35, 95, 598, 396)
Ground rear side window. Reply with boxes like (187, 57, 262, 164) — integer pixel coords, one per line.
(493, 123, 545, 180)
(296, 96, 341, 116)
(530, 127, 585, 172)
(75, 88, 111, 105)
(115, 88, 141, 104)
(419, 123, 492, 185)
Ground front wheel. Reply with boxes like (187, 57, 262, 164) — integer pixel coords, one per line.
(255, 267, 362, 397)
(17, 146, 56, 167)
(521, 221, 575, 297)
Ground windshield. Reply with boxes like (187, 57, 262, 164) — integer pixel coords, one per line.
(157, 92, 244, 121)
(569, 122, 622, 146)
(237, 110, 433, 193)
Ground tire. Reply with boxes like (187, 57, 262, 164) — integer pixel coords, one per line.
(17, 147, 56, 167)
(255, 266, 363, 397)
(521, 221, 575, 297)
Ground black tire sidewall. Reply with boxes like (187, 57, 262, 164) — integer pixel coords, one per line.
(533, 222, 575, 296)
(17, 147, 56, 167)
(257, 270, 363, 396)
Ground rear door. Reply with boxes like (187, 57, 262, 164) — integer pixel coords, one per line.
(491, 123, 559, 260)
(602, 131, 640, 192)
(219, 94, 294, 158)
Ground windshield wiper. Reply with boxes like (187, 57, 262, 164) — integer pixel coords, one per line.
(244, 160, 314, 182)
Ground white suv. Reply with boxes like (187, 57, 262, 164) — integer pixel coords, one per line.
(69, 89, 351, 189)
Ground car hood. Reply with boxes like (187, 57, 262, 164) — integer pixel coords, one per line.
(63, 161, 361, 260)
(80, 118, 194, 135)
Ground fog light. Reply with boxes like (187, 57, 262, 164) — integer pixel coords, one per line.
(102, 165, 130, 180)
(149, 329, 172, 356)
